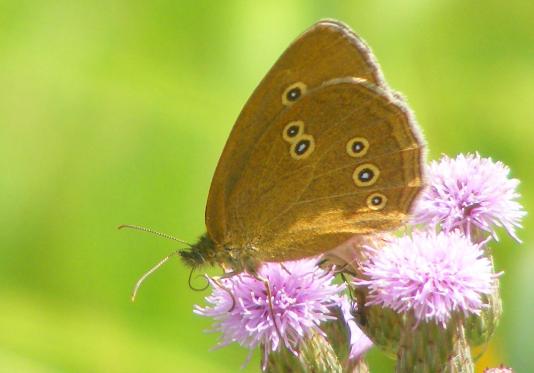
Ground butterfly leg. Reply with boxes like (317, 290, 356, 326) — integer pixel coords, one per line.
(208, 275, 237, 312)
(254, 275, 283, 344)
(279, 263, 292, 275)
(341, 272, 368, 327)
(340, 272, 355, 303)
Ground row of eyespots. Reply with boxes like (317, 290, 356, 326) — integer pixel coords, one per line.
(280, 81, 386, 210)
(349, 139, 387, 209)
(282, 121, 315, 160)
(280, 81, 318, 159)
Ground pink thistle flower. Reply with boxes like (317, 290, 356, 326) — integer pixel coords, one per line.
(413, 153, 525, 241)
(194, 259, 344, 365)
(357, 231, 499, 327)
(339, 296, 373, 360)
(483, 365, 513, 373)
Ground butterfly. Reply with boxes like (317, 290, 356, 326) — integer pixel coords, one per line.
(177, 19, 424, 275)
(124, 19, 424, 293)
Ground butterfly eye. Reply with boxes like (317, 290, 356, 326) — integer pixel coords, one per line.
(290, 134, 315, 160)
(282, 82, 307, 105)
(366, 192, 387, 210)
(282, 121, 304, 141)
(346, 137, 369, 157)
(352, 163, 380, 187)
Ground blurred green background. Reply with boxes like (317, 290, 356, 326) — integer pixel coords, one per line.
(1, 1, 533, 372)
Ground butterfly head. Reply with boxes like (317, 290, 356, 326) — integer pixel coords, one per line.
(179, 234, 214, 268)
(180, 234, 261, 275)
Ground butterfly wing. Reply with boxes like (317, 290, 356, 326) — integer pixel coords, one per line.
(206, 20, 390, 243)
(223, 78, 424, 261)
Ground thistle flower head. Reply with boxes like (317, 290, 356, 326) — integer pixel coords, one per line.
(194, 259, 344, 363)
(413, 153, 525, 241)
(357, 231, 499, 326)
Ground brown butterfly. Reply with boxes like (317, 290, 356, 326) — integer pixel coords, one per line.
(124, 19, 424, 293)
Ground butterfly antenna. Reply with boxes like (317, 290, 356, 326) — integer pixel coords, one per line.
(118, 224, 191, 246)
(131, 250, 179, 302)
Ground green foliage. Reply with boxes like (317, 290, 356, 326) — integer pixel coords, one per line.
(1, 1, 533, 371)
